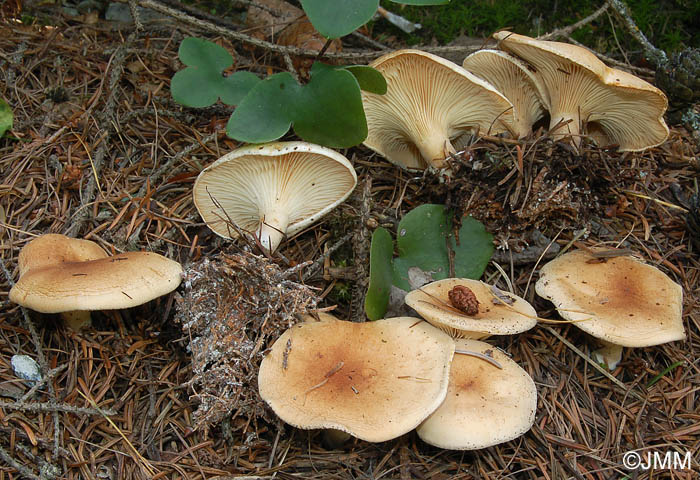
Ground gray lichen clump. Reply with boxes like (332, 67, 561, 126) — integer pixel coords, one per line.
(175, 251, 318, 428)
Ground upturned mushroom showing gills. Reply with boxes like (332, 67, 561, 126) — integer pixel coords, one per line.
(493, 31, 669, 151)
(9, 234, 184, 330)
(404, 278, 538, 339)
(416, 338, 537, 450)
(193, 142, 357, 253)
(462, 49, 546, 139)
(535, 248, 685, 369)
(362, 49, 514, 170)
(258, 315, 455, 443)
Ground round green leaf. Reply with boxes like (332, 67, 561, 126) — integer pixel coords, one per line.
(292, 67, 367, 148)
(365, 227, 394, 320)
(391, 204, 493, 291)
(226, 72, 300, 143)
(300, 0, 379, 38)
(178, 37, 233, 71)
(392, 205, 451, 291)
(0, 98, 12, 138)
(343, 66, 387, 94)
(171, 68, 221, 108)
(219, 71, 262, 106)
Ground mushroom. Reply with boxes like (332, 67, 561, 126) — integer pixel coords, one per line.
(362, 49, 514, 169)
(9, 234, 183, 330)
(416, 338, 537, 450)
(535, 248, 685, 369)
(258, 314, 455, 442)
(193, 142, 357, 253)
(404, 278, 538, 338)
(462, 49, 546, 138)
(493, 31, 669, 151)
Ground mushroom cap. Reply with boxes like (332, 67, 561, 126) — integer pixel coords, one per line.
(462, 49, 546, 138)
(404, 278, 538, 338)
(258, 315, 455, 442)
(17, 234, 109, 276)
(493, 31, 669, 151)
(192, 142, 357, 250)
(362, 49, 514, 169)
(9, 251, 183, 313)
(416, 338, 537, 449)
(535, 248, 685, 347)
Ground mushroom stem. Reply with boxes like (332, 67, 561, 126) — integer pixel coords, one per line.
(257, 206, 289, 253)
(415, 135, 455, 169)
(591, 340, 623, 370)
(60, 311, 92, 330)
(549, 113, 582, 145)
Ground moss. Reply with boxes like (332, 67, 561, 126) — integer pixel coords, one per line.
(377, 0, 698, 53)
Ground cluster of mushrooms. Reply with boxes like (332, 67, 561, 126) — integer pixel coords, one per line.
(363, 31, 670, 170)
(6, 31, 683, 452)
(258, 248, 685, 449)
(186, 31, 681, 449)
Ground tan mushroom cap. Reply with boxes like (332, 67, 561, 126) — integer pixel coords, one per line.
(17, 233, 108, 275)
(362, 49, 514, 170)
(258, 315, 455, 442)
(9, 251, 183, 313)
(404, 278, 538, 338)
(193, 142, 357, 253)
(416, 338, 537, 450)
(493, 31, 669, 151)
(463, 49, 546, 138)
(535, 248, 685, 348)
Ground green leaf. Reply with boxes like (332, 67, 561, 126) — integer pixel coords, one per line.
(226, 72, 300, 143)
(171, 37, 260, 108)
(390, 0, 450, 5)
(0, 98, 12, 138)
(219, 71, 263, 106)
(391, 204, 493, 291)
(365, 227, 394, 320)
(178, 37, 233, 71)
(292, 66, 367, 148)
(343, 66, 387, 94)
(392, 205, 451, 291)
(300, 0, 379, 38)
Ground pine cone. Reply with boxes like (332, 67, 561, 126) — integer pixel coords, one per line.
(656, 48, 700, 109)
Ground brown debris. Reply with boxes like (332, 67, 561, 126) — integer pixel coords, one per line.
(448, 285, 479, 315)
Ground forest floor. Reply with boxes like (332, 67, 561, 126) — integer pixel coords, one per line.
(0, 2, 698, 479)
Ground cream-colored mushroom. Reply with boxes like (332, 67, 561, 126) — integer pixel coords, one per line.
(258, 315, 455, 442)
(535, 248, 685, 369)
(416, 338, 537, 450)
(404, 278, 538, 338)
(463, 49, 546, 138)
(193, 142, 357, 253)
(362, 49, 513, 169)
(9, 234, 183, 330)
(493, 31, 669, 151)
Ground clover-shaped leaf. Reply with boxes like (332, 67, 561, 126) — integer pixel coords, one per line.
(171, 37, 260, 108)
(226, 62, 383, 147)
(366, 204, 494, 319)
(300, 0, 379, 39)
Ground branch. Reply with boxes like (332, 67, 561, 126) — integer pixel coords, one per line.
(538, 2, 610, 40)
(135, 0, 481, 61)
(606, 0, 667, 67)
